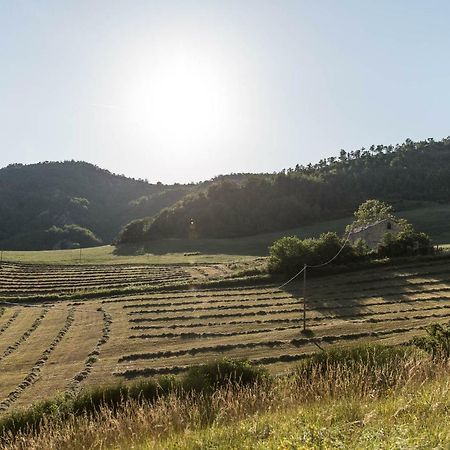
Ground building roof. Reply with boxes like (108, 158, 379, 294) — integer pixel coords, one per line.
(349, 218, 398, 235)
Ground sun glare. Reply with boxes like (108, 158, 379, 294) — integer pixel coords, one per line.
(129, 46, 236, 148)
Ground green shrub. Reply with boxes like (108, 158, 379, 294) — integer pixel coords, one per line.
(182, 358, 270, 393)
(268, 232, 362, 275)
(410, 323, 450, 360)
(378, 230, 433, 258)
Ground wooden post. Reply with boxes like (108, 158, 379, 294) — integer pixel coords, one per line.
(79, 247, 82, 263)
(303, 264, 307, 331)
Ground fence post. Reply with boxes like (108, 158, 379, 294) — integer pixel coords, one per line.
(302, 264, 307, 331)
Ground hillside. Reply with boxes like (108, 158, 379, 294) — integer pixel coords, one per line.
(121, 137, 450, 243)
(0, 161, 194, 250)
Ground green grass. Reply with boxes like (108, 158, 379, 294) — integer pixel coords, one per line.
(0, 245, 256, 265)
(397, 203, 450, 244)
(156, 381, 450, 449)
(2, 344, 447, 449)
(1, 202, 449, 265)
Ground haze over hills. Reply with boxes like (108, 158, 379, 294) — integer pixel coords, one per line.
(0, 161, 194, 250)
(0, 161, 254, 250)
(2, 136, 450, 251)
(119, 137, 450, 244)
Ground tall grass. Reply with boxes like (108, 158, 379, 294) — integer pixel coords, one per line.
(0, 344, 440, 449)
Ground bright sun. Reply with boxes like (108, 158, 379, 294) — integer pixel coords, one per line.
(129, 46, 236, 148)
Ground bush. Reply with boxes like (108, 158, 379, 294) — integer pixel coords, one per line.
(410, 323, 450, 360)
(182, 358, 270, 393)
(115, 218, 151, 245)
(378, 230, 432, 258)
(268, 232, 362, 275)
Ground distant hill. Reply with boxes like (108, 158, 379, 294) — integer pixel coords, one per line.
(0, 161, 194, 250)
(117, 137, 450, 244)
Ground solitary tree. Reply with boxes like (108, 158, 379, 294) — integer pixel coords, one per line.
(350, 199, 394, 229)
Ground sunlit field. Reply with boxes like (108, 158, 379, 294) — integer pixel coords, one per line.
(1, 254, 450, 416)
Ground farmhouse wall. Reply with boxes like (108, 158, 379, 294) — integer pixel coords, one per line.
(349, 220, 401, 250)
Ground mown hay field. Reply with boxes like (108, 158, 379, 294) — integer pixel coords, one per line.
(1, 256, 450, 414)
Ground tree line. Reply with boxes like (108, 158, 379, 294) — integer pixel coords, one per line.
(117, 137, 450, 243)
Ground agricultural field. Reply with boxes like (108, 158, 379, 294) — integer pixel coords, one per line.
(0, 262, 245, 299)
(1, 256, 450, 414)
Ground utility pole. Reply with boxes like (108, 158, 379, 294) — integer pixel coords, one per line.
(79, 247, 82, 263)
(302, 264, 307, 331)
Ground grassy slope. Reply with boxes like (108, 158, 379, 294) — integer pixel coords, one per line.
(2, 345, 448, 449)
(2, 202, 450, 265)
(0, 245, 255, 265)
(156, 377, 449, 449)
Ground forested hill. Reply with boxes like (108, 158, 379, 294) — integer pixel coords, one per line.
(0, 161, 195, 250)
(118, 137, 450, 243)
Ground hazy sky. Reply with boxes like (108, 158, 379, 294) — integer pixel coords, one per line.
(1, 1, 450, 183)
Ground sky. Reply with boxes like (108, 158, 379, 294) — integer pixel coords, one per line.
(1, 1, 450, 184)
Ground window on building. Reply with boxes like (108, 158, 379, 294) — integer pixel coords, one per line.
(387, 222, 392, 230)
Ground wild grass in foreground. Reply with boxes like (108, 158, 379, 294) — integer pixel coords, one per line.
(1, 344, 448, 449)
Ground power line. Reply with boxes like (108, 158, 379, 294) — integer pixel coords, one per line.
(278, 227, 354, 289)
(276, 226, 355, 332)
(277, 265, 306, 289)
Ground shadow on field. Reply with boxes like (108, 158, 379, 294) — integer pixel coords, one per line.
(114, 239, 269, 257)
(113, 217, 351, 258)
(279, 259, 450, 324)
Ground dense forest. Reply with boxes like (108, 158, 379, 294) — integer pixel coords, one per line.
(117, 137, 450, 243)
(0, 161, 194, 250)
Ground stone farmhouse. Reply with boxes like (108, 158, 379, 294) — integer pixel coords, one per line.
(348, 218, 402, 251)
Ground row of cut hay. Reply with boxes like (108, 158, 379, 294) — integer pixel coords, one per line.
(126, 296, 450, 330)
(128, 304, 450, 341)
(0, 311, 20, 337)
(0, 278, 195, 299)
(306, 280, 450, 304)
(0, 309, 48, 363)
(0, 308, 75, 412)
(0, 266, 189, 279)
(127, 305, 309, 323)
(105, 274, 450, 310)
(311, 262, 450, 288)
(305, 290, 450, 310)
(126, 298, 302, 317)
(306, 274, 450, 300)
(114, 327, 428, 379)
(126, 293, 450, 325)
(117, 323, 427, 365)
(0, 262, 188, 274)
(123, 288, 450, 320)
(0, 273, 190, 287)
(101, 285, 280, 305)
(121, 292, 290, 310)
(0, 277, 191, 295)
(65, 307, 112, 397)
(0, 272, 191, 288)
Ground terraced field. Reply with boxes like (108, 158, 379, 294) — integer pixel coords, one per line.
(0, 262, 235, 298)
(1, 256, 450, 412)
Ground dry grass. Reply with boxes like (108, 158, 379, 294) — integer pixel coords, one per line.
(0, 346, 442, 450)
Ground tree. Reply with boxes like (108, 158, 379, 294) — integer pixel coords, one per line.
(350, 199, 394, 229)
(268, 232, 360, 275)
(378, 230, 432, 258)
